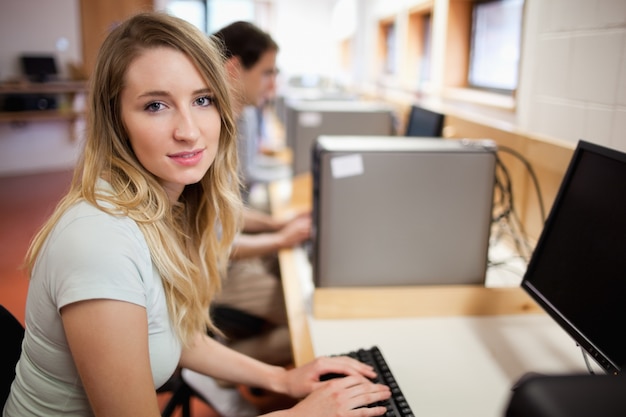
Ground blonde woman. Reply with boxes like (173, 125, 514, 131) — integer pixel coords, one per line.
(2, 12, 390, 417)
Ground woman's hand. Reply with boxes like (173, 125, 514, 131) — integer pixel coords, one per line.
(281, 355, 381, 398)
(289, 375, 391, 417)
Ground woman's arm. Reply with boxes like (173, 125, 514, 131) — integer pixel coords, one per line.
(179, 333, 286, 392)
(180, 333, 391, 416)
(62, 302, 389, 417)
(62, 299, 162, 417)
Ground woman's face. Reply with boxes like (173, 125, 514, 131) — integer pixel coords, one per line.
(120, 46, 221, 201)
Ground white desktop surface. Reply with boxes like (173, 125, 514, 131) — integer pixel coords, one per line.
(311, 314, 589, 417)
(290, 247, 595, 417)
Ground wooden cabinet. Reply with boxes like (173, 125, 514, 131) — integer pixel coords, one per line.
(79, 0, 154, 77)
(0, 81, 88, 124)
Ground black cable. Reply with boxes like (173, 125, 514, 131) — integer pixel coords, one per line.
(493, 156, 513, 222)
(490, 143, 552, 264)
(579, 345, 596, 375)
(492, 152, 534, 262)
(496, 145, 547, 223)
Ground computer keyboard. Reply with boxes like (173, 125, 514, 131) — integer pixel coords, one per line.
(322, 346, 415, 417)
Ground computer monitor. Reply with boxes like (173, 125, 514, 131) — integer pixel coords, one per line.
(20, 55, 58, 83)
(404, 104, 445, 137)
(521, 140, 626, 376)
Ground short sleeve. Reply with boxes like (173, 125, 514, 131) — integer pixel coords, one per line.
(41, 203, 153, 310)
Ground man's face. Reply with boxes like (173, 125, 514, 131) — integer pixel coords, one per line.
(240, 49, 278, 107)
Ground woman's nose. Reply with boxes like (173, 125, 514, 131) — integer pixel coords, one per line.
(173, 111, 200, 141)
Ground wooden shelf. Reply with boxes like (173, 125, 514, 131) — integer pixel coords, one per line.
(0, 80, 87, 95)
(0, 109, 84, 123)
(0, 81, 88, 140)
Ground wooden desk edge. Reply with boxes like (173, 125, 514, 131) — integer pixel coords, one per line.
(313, 285, 543, 319)
(278, 249, 315, 367)
(270, 175, 315, 366)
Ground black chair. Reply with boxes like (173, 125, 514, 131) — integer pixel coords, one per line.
(1, 304, 25, 410)
(158, 369, 201, 417)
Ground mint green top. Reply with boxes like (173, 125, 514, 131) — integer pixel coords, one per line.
(3, 185, 181, 416)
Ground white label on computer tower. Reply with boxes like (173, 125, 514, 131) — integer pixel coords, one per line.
(330, 154, 364, 179)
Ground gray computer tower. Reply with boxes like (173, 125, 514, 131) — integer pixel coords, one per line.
(311, 136, 497, 288)
(285, 101, 396, 175)
(275, 90, 359, 126)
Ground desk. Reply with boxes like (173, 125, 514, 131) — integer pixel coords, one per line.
(269, 174, 599, 417)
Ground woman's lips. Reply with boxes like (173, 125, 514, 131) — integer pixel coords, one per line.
(168, 149, 204, 166)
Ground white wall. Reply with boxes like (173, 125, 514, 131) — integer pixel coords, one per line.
(517, 0, 626, 151)
(271, 0, 339, 87)
(0, 0, 82, 80)
(0, 0, 83, 176)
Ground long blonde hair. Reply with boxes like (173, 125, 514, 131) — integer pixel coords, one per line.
(25, 12, 242, 345)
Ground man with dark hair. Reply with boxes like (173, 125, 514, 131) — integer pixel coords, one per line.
(214, 21, 283, 188)
(213, 21, 279, 115)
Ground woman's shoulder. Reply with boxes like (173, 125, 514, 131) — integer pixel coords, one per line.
(51, 199, 148, 259)
(36, 198, 155, 311)
(61, 199, 138, 234)
(61, 178, 139, 230)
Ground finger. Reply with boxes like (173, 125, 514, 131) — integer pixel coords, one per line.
(341, 381, 392, 414)
(313, 357, 373, 380)
(347, 357, 379, 377)
(332, 356, 379, 379)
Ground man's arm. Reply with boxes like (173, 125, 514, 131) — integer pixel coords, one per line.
(241, 206, 282, 233)
(231, 211, 312, 259)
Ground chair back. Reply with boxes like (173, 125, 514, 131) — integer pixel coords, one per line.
(1, 305, 24, 409)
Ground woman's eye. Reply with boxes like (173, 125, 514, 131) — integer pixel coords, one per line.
(145, 102, 164, 112)
(196, 95, 215, 107)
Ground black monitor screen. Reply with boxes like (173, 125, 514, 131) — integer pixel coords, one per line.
(521, 140, 626, 375)
(21, 55, 58, 82)
(404, 105, 444, 137)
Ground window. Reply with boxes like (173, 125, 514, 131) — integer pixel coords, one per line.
(207, 0, 255, 33)
(166, 0, 207, 32)
(468, 0, 524, 92)
(380, 20, 396, 75)
(420, 13, 433, 83)
(332, 0, 356, 76)
(407, 9, 433, 88)
(166, 0, 263, 34)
